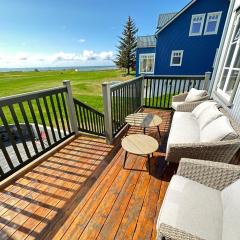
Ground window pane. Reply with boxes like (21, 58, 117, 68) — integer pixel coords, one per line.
(226, 43, 236, 67)
(192, 22, 201, 33)
(173, 57, 181, 65)
(140, 55, 154, 73)
(234, 19, 240, 41)
(219, 69, 229, 90)
(226, 70, 239, 95)
(206, 21, 217, 33)
(233, 45, 240, 68)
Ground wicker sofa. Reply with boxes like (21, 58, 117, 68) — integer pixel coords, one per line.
(172, 92, 209, 112)
(157, 158, 240, 240)
(166, 104, 240, 164)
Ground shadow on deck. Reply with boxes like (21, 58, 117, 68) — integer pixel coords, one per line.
(0, 109, 178, 240)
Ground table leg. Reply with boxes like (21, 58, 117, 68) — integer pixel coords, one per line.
(124, 151, 128, 168)
(157, 126, 161, 139)
(147, 154, 151, 173)
(144, 127, 146, 134)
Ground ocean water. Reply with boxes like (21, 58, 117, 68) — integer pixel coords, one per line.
(0, 65, 117, 73)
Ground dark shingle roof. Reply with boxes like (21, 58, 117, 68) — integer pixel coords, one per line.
(157, 12, 177, 29)
(137, 35, 156, 48)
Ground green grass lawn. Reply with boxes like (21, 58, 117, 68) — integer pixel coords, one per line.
(0, 69, 134, 113)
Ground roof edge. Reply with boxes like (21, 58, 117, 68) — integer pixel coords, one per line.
(155, 0, 197, 35)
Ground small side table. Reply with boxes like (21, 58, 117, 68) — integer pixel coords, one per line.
(121, 134, 159, 173)
(125, 113, 162, 138)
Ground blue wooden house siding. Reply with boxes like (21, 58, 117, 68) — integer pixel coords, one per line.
(154, 0, 229, 75)
(136, 47, 156, 77)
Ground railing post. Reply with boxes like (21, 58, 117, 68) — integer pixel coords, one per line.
(203, 72, 211, 91)
(102, 82, 113, 144)
(140, 76, 145, 106)
(63, 80, 78, 135)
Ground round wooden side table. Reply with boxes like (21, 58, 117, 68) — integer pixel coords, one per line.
(121, 134, 159, 173)
(125, 113, 162, 138)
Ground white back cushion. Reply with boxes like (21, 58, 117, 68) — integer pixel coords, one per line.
(192, 101, 217, 119)
(200, 116, 238, 142)
(185, 88, 208, 102)
(197, 105, 223, 130)
(221, 180, 240, 240)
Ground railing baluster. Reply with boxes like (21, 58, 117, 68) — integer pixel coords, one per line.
(0, 107, 23, 163)
(8, 104, 31, 158)
(43, 96, 57, 143)
(18, 102, 38, 154)
(28, 100, 45, 150)
(35, 98, 51, 146)
(49, 95, 62, 140)
(0, 132, 15, 170)
(56, 93, 66, 136)
(61, 92, 71, 133)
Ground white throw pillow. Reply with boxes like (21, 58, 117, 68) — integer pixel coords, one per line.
(185, 88, 208, 102)
(192, 101, 217, 119)
(197, 105, 223, 130)
(200, 116, 238, 142)
(221, 179, 240, 240)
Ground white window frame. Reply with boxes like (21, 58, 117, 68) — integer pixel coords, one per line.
(139, 53, 155, 74)
(189, 13, 206, 36)
(170, 50, 184, 66)
(204, 12, 222, 35)
(217, 14, 240, 103)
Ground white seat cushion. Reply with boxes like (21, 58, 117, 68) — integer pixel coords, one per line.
(221, 180, 240, 240)
(171, 101, 185, 111)
(185, 88, 208, 102)
(197, 105, 223, 130)
(200, 116, 238, 142)
(192, 101, 217, 119)
(167, 112, 200, 145)
(157, 175, 222, 240)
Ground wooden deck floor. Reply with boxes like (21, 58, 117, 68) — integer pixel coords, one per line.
(0, 109, 177, 240)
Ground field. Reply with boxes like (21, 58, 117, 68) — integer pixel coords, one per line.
(0, 69, 133, 112)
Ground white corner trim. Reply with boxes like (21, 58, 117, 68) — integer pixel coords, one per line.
(189, 13, 206, 36)
(204, 11, 222, 35)
(170, 50, 184, 66)
(139, 53, 155, 74)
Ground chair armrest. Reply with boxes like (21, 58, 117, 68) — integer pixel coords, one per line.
(172, 92, 188, 102)
(166, 140, 240, 165)
(173, 100, 206, 112)
(177, 158, 240, 190)
(157, 223, 202, 240)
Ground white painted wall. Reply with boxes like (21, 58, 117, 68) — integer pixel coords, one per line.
(210, 0, 240, 123)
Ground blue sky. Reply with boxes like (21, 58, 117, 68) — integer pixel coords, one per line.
(0, 0, 190, 67)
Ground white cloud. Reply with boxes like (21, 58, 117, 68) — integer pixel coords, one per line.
(0, 50, 114, 68)
(78, 39, 86, 43)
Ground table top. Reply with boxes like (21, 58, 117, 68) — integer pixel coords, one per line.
(121, 134, 159, 155)
(125, 113, 162, 128)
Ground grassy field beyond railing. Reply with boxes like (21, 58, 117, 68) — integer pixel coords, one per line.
(0, 69, 133, 112)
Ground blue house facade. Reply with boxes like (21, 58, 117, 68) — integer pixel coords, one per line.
(136, 0, 230, 76)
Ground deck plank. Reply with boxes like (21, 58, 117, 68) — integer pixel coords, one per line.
(0, 109, 174, 240)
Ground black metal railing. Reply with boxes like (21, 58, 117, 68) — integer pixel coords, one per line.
(0, 86, 74, 180)
(110, 77, 143, 136)
(74, 98, 105, 136)
(144, 75, 206, 109)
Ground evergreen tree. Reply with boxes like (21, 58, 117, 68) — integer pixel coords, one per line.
(115, 16, 138, 74)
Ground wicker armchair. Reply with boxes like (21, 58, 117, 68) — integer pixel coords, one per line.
(172, 92, 209, 112)
(157, 158, 240, 240)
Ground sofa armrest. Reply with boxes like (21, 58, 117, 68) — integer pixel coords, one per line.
(172, 92, 188, 102)
(157, 223, 202, 240)
(166, 140, 240, 165)
(177, 158, 240, 190)
(173, 100, 206, 112)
